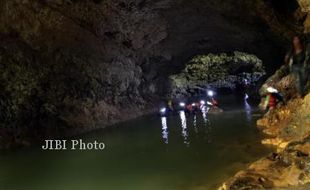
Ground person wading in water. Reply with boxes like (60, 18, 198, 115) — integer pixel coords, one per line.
(285, 35, 310, 97)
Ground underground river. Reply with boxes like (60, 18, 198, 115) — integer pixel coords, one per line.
(0, 95, 273, 190)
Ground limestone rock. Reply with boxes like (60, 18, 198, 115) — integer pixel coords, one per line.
(297, 0, 310, 33)
(221, 47, 310, 190)
(298, 0, 310, 12)
(219, 136, 310, 190)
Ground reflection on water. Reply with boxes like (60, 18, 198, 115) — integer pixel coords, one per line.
(193, 115, 198, 134)
(159, 109, 215, 146)
(160, 98, 256, 147)
(179, 111, 190, 145)
(201, 106, 212, 143)
(193, 115, 197, 128)
(161, 117, 169, 144)
(201, 106, 210, 125)
(244, 94, 252, 122)
(0, 96, 273, 190)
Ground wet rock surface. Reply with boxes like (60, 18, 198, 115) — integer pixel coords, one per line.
(219, 53, 310, 189)
(219, 132, 310, 190)
(219, 1, 310, 184)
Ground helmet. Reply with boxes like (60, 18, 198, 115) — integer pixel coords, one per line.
(266, 87, 278, 93)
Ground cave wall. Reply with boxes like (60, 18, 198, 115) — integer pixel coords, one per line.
(219, 2, 310, 188)
(298, 0, 310, 33)
(0, 0, 302, 139)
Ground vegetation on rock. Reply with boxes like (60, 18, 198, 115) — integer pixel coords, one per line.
(170, 52, 265, 97)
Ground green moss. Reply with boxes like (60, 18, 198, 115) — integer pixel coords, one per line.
(170, 51, 265, 94)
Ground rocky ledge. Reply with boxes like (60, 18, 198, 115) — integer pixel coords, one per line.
(219, 63, 310, 189)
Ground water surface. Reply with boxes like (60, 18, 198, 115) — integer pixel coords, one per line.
(0, 96, 272, 190)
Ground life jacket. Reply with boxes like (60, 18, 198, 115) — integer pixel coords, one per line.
(267, 94, 277, 108)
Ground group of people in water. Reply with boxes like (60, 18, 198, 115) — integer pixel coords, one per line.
(162, 35, 309, 115)
(161, 91, 221, 117)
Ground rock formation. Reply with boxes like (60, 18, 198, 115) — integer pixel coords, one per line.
(0, 0, 304, 146)
(219, 1, 310, 187)
(170, 52, 265, 97)
(219, 92, 310, 190)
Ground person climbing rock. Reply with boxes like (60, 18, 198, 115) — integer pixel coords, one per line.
(261, 87, 284, 111)
(285, 35, 310, 97)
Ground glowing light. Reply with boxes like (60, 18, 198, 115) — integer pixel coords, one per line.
(245, 93, 249, 100)
(200, 100, 205, 105)
(160, 108, 166, 113)
(207, 90, 214, 97)
(192, 103, 196, 106)
(179, 102, 186, 107)
(207, 101, 213, 106)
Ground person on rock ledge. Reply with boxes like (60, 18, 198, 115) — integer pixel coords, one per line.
(261, 87, 284, 112)
(285, 35, 310, 97)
